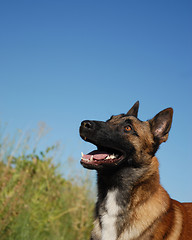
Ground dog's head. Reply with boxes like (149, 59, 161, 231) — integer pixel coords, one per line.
(79, 102, 173, 170)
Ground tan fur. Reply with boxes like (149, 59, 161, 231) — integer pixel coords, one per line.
(120, 187, 170, 240)
(92, 218, 102, 240)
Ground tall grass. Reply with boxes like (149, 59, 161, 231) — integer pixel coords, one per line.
(0, 123, 94, 240)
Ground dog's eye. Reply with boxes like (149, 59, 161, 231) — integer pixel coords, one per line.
(124, 125, 132, 133)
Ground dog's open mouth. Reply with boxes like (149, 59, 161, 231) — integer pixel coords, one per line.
(80, 147, 125, 168)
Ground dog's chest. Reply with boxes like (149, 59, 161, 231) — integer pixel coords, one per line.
(101, 190, 120, 240)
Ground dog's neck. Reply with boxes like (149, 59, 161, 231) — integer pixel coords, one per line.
(97, 157, 160, 206)
(93, 157, 171, 240)
(95, 157, 167, 240)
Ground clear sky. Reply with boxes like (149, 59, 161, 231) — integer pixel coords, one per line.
(0, 1, 192, 202)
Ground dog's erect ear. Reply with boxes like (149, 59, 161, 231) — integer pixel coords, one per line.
(127, 101, 139, 117)
(149, 108, 173, 144)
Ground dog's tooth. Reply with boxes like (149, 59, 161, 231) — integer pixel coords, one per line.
(105, 154, 117, 160)
(90, 155, 94, 161)
(82, 157, 88, 162)
(109, 154, 116, 159)
(81, 152, 84, 157)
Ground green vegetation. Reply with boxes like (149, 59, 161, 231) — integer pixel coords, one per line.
(0, 124, 94, 240)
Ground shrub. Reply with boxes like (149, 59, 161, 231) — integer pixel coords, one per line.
(0, 125, 94, 240)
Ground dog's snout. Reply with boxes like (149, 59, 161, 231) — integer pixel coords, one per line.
(80, 120, 104, 142)
(81, 120, 95, 130)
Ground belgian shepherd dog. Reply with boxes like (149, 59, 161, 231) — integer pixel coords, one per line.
(79, 102, 192, 240)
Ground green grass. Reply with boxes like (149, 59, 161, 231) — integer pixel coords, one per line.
(0, 124, 94, 240)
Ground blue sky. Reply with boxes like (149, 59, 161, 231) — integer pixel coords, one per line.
(0, 1, 192, 202)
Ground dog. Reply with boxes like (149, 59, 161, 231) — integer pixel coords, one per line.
(79, 101, 192, 240)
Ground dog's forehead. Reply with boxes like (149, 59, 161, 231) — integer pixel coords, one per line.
(106, 114, 138, 124)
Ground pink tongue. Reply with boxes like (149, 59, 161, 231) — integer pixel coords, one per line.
(83, 150, 109, 160)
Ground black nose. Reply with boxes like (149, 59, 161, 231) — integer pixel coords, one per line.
(81, 120, 95, 130)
